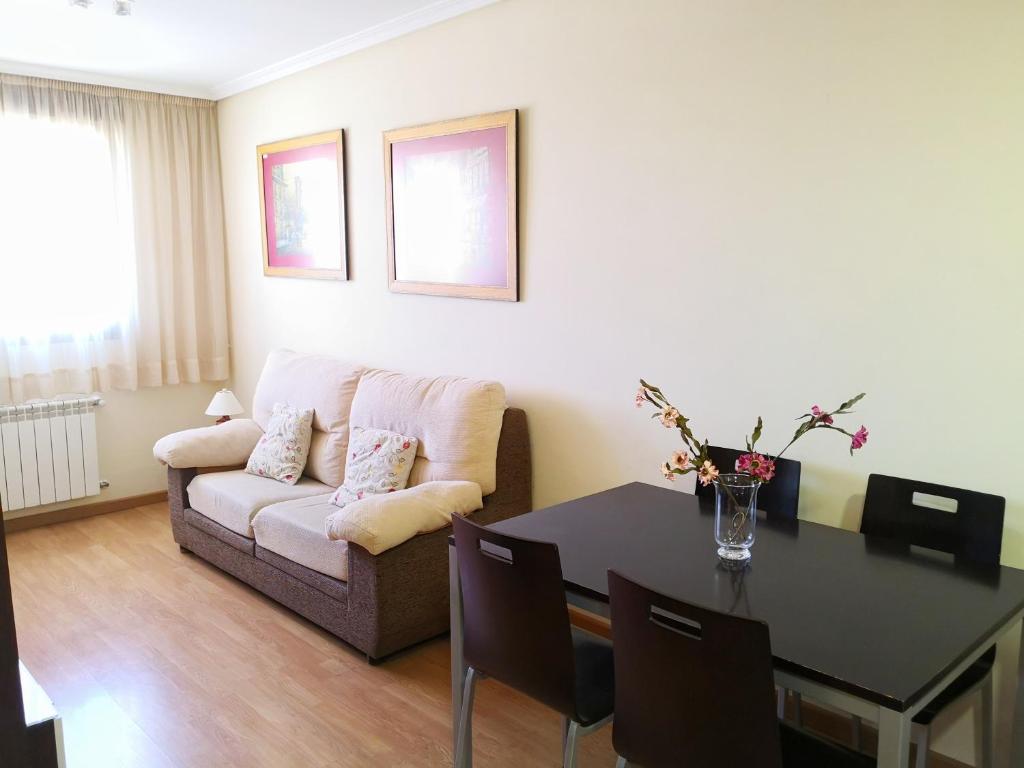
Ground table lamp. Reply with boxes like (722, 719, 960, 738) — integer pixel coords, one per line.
(206, 389, 244, 424)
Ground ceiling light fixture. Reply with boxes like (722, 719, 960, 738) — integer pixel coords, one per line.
(68, 0, 134, 15)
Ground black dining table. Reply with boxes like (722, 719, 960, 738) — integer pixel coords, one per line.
(448, 481, 1024, 768)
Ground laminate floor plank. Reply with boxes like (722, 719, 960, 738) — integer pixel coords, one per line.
(7, 504, 614, 767)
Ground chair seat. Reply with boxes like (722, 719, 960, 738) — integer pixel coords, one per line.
(780, 723, 874, 767)
(913, 644, 996, 726)
(571, 628, 614, 726)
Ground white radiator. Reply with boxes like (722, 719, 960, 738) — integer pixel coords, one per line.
(0, 396, 104, 512)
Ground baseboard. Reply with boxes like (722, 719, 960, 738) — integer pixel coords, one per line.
(3, 491, 168, 533)
(568, 606, 970, 768)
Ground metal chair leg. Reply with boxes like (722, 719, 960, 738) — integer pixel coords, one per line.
(455, 667, 478, 768)
(852, 715, 864, 751)
(563, 720, 580, 768)
(776, 687, 786, 719)
(615, 757, 628, 768)
(914, 723, 929, 768)
(979, 672, 994, 768)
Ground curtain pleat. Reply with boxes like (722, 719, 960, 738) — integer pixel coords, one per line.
(0, 74, 229, 404)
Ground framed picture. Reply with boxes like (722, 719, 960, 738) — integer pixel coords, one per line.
(384, 110, 518, 301)
(257, 130, 347, 280)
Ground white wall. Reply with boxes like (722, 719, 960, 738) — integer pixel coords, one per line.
(217, 0, 1024, 762)
(3, 383, 220, 521)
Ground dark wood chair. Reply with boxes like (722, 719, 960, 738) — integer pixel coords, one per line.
(694, 446, 805, 723)
(694, 445, 802, 520)
(451, 514, 614, 768)
(854, 473, 1004, 767)
(0, 502, 28, 768)
(607, 570, 873, 768)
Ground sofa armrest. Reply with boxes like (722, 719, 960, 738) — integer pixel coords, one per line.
(154, 419, 263, 470)
(345, 407, 531, 657)
(326, 481, 483, 554)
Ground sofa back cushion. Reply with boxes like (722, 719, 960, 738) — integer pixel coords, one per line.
(348, 369, 506, 495)
(252, 349, 365, 487)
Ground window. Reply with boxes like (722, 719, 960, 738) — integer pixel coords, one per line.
(0, 115, 132, 340)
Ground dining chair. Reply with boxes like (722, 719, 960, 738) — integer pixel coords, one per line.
(694, 445, 805, 720)
(451, 514, 614, 768)
(694, 445, 802, 521)
(853, 473, 1005, 768)
(607, 570, 873, 768)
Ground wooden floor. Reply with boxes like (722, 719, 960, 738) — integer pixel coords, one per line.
(8, 504, 966, 768)
(7, 503, 615, 767)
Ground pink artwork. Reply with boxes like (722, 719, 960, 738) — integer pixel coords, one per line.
(385, 111, 518, 300)
(258, 131, 347, 280)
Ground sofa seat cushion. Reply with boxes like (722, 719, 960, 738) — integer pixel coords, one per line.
(187, 470, 333, 538)
(252, 495, 350, 581)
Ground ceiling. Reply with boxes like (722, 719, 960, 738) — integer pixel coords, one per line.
(0, 0, 497, 99)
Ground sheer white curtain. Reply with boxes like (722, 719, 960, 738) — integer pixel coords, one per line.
(0, 75, 229, 404)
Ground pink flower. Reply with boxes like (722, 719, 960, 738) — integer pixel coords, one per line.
(697, 460, 719, 487)
(635, 387, 646, 408)
(811, 405, 834, 425)
(660, 406, 680, 428)
(851, 426, 869, 450)
(661, 463, 676, 481)
(736, 453, 776, 483)
(669, 450, 690, 470)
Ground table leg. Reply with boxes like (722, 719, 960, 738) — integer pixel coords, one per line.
(876, 707, 911, 768)
(54, 716, 67, 768)
(450, 544, 471, 767)
(1010, 619, 1024, 768)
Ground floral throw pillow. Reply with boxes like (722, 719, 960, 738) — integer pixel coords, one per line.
(245, 403, 314, 485)
(329, 426, 418, 508)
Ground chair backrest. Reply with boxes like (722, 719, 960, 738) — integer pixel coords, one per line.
(452, 514, 578, 718)
(608, 570, 782, 768)
(860, 474, 1005, 566)
(694, 446, 801, 520)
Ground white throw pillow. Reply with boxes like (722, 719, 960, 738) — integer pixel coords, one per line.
(245, 403, 314, 485)
(329, 426, 418, 507)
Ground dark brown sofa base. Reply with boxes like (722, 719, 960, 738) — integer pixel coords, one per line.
(166, 408, 531, 661)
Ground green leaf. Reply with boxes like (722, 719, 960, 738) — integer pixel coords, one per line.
(639, 379, 667, 400)
(836, 392, 866, 413)
(751, 416, 763, 448)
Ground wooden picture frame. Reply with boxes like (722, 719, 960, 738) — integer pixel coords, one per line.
(384, 110, 518, 301)
(257, 130, 347, 280)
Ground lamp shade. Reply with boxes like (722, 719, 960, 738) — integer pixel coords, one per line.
(205, 389, 244, 417)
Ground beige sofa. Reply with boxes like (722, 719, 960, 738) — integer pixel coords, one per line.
(154, 350, 532, 661)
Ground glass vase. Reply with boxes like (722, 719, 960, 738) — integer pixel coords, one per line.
(713, 473, 760, 562)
